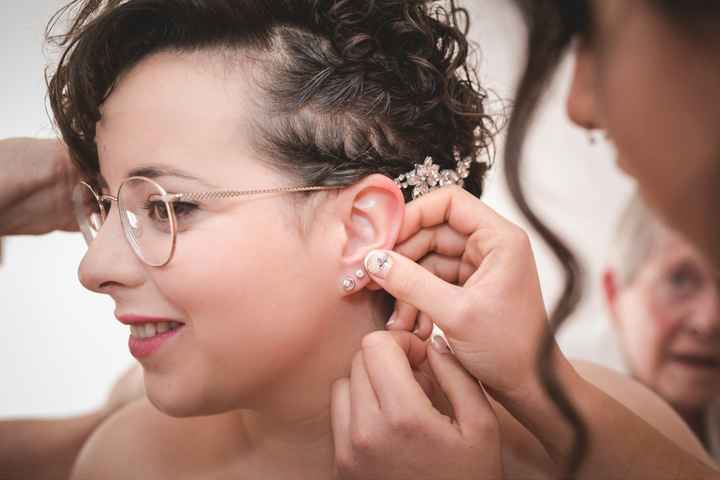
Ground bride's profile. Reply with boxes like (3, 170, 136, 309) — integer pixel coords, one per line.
(44, 0, 713, 478)
(47, 0, 500, 477)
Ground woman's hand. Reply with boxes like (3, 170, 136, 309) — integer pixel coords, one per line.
(365, 186, 562, 404)
(0, 138, 80, 236)
(331, 330, 503, 480)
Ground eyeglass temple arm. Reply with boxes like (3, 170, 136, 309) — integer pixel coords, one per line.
(158, 186, 342, 203)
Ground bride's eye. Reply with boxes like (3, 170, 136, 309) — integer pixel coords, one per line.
(143, 200, 198, 223)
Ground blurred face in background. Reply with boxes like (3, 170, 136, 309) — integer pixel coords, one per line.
(567, 0, 720, 267)
(605, 226, 720, 413)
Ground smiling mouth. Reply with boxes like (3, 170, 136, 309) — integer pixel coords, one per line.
(672, 354, 720, 370)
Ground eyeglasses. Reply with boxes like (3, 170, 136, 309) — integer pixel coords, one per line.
(72, 176, 342, 267)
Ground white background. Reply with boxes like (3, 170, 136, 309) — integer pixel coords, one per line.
(0, 0, 630, 418)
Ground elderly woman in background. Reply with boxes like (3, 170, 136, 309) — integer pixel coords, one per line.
(604, 194, 720, 458)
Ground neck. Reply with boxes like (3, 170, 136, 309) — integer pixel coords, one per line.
(212, 292, 389, 477)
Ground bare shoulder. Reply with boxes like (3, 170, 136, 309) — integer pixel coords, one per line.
(70, 397, 192, 480)
(571, 359, 715, 467)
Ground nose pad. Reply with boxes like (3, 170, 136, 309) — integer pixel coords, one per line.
(78, 204, 146, 293)
(125, 210, 143, 240)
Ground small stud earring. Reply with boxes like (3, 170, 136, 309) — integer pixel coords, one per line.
(355, 269, 366, 279)
(341, 276, 356, 292)
(588, 130, 597, 145)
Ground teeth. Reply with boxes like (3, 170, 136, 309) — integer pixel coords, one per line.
(129, 322, 181, 339)
(144, 324, 157, 338)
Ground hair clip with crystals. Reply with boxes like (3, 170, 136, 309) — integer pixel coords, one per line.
(393, 149, 485, 199)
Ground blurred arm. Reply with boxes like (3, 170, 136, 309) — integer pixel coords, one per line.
(0, 137, 79, 236)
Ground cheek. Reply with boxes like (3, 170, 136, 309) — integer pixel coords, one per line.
(616, 294, 679, 378)
(600, 35, 720, 223)
(146, 214, 334, 404)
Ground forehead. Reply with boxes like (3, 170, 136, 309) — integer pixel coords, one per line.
(95, 50, 265, 186)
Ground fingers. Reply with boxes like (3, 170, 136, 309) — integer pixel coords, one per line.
(350, 352, 380, 422)
(394, 224, 468, 261)
(386, 300, 418, 332)
(360, 331, 432, 414)
(398, 186, 511, 244)
(364, 250, 463, 332)
(427, 336, 497, 441)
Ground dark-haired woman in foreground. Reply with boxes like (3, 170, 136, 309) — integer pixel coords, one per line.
(354, 0, 720, 478)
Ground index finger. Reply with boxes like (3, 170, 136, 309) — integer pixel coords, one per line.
(360, 331, 431, 415)
(398, 186, 511, 244)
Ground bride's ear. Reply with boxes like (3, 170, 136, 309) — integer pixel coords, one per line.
(333, 174, 404, 291)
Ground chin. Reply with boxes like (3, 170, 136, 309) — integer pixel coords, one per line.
(144, 378, 256, 417)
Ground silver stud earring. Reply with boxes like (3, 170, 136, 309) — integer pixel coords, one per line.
(355, 269, 366, 279)
(341, 276, 357, 292)
(588, 130, 598, 145)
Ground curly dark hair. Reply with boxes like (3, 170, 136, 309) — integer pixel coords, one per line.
(45, 0, 496, 203)
(507, 0, 720, 476)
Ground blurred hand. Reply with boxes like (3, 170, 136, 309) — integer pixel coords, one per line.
(331, 330, 503, 480)
(0, 138, 80, 236)
(104, 364, 145, 414)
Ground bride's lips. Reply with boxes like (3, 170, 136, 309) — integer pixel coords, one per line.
(117, 315, 185, 359)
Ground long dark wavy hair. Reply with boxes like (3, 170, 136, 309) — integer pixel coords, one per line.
(508, 0, 720, 475)
(45, 0, 496, 204)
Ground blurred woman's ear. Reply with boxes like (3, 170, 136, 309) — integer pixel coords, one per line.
(567, 41, 600, 131)
(603, 269, 621, 327)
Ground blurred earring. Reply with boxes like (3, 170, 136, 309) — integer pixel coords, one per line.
(587, 129, 599, 145)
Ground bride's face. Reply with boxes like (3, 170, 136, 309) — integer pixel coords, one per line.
(78, 51, 345, 416)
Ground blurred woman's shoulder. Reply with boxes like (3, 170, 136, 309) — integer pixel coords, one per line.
(70, 397, 220, 480)
(572, 360, 716, 468)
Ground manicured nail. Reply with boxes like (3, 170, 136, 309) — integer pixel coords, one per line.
(431, 335, 450, 354)
(386, 312, 397, 328)
(363, 250, 393, 278)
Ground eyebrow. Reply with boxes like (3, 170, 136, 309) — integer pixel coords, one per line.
(96, 165, 218, 190)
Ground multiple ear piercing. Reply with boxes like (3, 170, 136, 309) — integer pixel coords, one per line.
(341, 251, 393, 293)
(341, 269, 367, 292)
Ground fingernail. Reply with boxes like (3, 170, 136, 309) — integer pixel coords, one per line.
(386, 312, 397, 328)
(363, 250, 393, 278)
(431, 335, 450, 354)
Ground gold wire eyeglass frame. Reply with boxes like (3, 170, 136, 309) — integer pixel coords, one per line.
(75, 176, 343, 268)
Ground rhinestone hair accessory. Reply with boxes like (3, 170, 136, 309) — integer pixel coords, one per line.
(393, 142, 488, 199)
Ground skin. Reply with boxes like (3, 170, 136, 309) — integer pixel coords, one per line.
(342, 0, 720, 475)
(68, 49, 504, 479)
(70, 44, 707, 480)
(0, 364, 143, 480)
(567, 0, 720, 269)
(0, 138, 79, 236)
(605, 225, 720, 446)
(359, 187, 715, 479)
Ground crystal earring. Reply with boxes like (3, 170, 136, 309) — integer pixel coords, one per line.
(341, 276, 357, 292)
